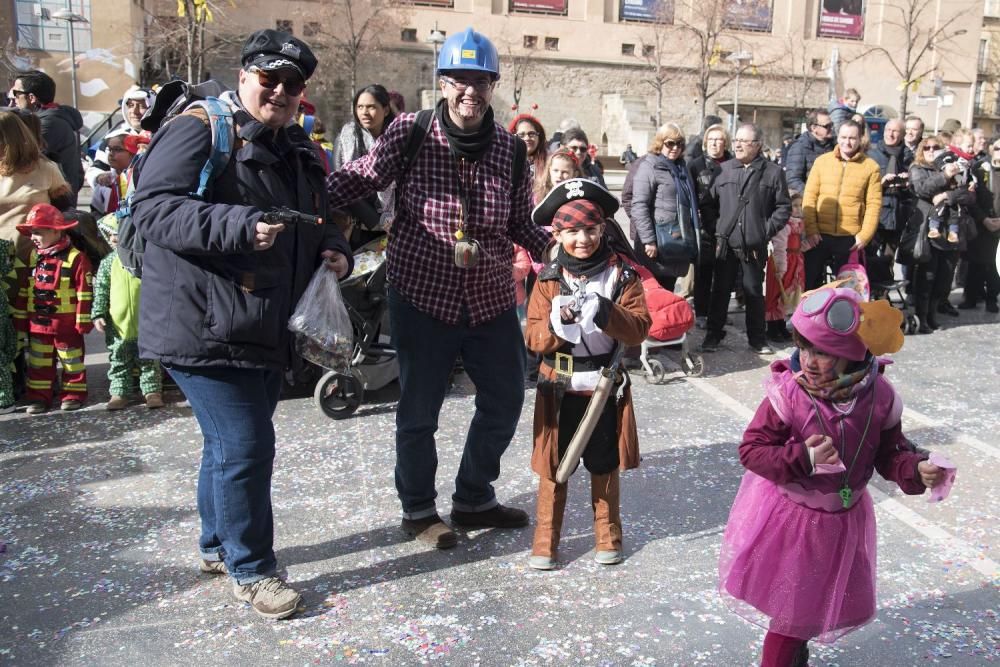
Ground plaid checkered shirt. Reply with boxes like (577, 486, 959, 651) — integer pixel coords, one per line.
(326, 112, 551, 326)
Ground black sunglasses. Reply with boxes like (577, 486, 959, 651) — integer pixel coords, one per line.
(248, 67, 306, 96)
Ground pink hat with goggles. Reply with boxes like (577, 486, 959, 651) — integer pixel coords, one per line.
(791, 285, 905, 361)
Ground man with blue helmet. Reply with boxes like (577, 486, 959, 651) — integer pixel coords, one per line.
(328, 27, 553, 549)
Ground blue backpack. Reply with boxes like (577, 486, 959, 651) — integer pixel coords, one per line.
(116, 96, 236, 278)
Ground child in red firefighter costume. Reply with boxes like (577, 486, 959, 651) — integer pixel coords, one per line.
(13, 203, 94, 413)
(524, 178, 651, 570)
(718, 279, 953, 667)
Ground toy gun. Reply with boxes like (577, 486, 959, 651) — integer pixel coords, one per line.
(264, 207, 324, 227)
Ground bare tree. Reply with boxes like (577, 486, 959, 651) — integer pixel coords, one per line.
(636, 1, 677, 127)
(859, 0, 973, 117)
(496, 34, 536, 111)
(301, 0, 408, 114)
(780, 33, 826, 119)
(672, 0, 771, 121)
(142, 1, 242, 85)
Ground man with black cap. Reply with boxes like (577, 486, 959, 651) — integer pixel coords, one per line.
(327, 27, 553, 551)
(130, 29, 352, 620)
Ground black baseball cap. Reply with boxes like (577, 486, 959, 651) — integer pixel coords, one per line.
(241, 29, 317, 80)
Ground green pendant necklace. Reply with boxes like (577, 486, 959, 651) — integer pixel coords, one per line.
(807, 387, 876, 509)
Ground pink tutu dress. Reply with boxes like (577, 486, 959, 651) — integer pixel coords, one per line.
(718, 357, 928, 642)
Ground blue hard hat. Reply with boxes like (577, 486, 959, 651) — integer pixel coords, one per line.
(436, 27, 500, 79)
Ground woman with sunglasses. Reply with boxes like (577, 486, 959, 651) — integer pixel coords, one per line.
(629, 122, 700, 290)
(957, 138, 1000, 313)
(508, 113, 548, 182)
(719, 284, 949, 667)
(332, 84, 397, 246)
(900, 135, 974, 332)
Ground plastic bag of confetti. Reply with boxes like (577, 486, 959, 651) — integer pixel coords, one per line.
(288, 265, 354, 372)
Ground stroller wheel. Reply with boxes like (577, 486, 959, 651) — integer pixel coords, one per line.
(903, 314, 919, 335)
(314, 370, 364, 419)
(644, 358, 667, 384)
(682, 353, 705, 377)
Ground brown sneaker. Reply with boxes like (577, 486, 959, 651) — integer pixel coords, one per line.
(60, 399, 83, 411)
(947, 231, 959, 244)
(26, 402, 47, 415)
(200, 559, 227, 575)
(400, 515, 457, 549)
(106, 396, 129, 411)
(144, 392, 165, 409)
(927, 228, 941, 239)
(232, 576, 302, 620)
(450, 504, 529, 529)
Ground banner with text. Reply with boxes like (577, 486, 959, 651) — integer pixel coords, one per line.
(818, 0, 865, 40)
(620, 0, 675, 23)
(723, 0, 774, 32)
(511, 0, 568, 13)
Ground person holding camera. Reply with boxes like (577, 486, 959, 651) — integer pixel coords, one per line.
(130, 29, 351, 620)
(869, 119, 913, 254)
(701, 124, 791, 354)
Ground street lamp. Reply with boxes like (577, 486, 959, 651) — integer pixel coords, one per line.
(50, 8, 89, 110)
(727, 50, 753, 134)
(427, 24, 446, 102)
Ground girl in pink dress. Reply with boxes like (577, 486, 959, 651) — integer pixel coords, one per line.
(718, 284, 951, 667)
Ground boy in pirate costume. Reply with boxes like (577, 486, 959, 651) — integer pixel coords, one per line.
(13, 204, 94, 414)
(525, 178, 651, 570)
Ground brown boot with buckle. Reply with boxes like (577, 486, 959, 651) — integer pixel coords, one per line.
(529, 477, 568, 570)
(591, 469, 623, 565)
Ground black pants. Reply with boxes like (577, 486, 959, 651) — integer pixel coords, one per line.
(694, 257, 715, 317)
(912, 249, 958, 301)
(707, 249, 766, 347)
(804, 234, 856, 289)
(558, 393, 620, 475)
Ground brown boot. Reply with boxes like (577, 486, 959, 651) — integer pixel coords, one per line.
(529, 477, 567, 570)
(591, 469, 623, 565)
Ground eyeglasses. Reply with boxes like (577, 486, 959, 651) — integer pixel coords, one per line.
(9, 89, 26, 98)
(733, 139, 759, 145)
(567, 144, 589, 153)
(440, 75, 494, 93)
(923, 145, 941, 151)
(799, 288, 860, 334)
(815, 123, 834, 131)
(107, 145, 130, 154)
(247, 66, 306, 96)
(516, 131, 539, 139)
(663, 140, 685, 149)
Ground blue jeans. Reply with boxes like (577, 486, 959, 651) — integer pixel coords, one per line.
(388, 287, 526, 519)
(167, 364, 282, 585)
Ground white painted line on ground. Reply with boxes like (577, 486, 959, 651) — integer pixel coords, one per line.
(868, 487, 1000, 578)
(902, 407, 1000, 459)
(677, 368, 999, 581)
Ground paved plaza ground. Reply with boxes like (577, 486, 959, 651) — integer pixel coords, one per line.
(2, 294, 997, 666)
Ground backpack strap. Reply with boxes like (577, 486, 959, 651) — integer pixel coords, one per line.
(511, 134, 527, 193)
(400, 108, 435, 178)
(184, 96, 236, 199)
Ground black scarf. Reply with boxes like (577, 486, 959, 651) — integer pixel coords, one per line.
(881, 142, 904, 176)
(556, 239, 614, 279)
(435, 98, 495, 162)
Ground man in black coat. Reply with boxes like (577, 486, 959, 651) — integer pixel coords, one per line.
(131, 29, 351, 620)
(784, 108, 834, 195)
(702, 123, 791, 354)
(10, 70, 84, 194)
(868, 119, 914, 255)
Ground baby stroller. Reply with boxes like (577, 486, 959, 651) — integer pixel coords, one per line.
(313, 235, 399, 419)
(865, 249, 920, 335)
(634, 266, 705, 383)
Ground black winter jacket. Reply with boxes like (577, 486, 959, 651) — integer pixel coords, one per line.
(784, 131, 833, 194)
(868, 141, 914, 233)
(689, 152, 732, 238)
(712, 156, 791, 252)
(38, 105, 84, 193)
(131, 108, 352, 370)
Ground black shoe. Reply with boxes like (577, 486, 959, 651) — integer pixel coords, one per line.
(917, 322, 934, 334)
(987, 302, 999, 313)
(750, 342, 774, 355)
(450, 504, 529, 529)
(700, 331, 725, 352)
(937, 301, 960, 317)
(957, 300, 978, 310)
(401, 515, 458, 549)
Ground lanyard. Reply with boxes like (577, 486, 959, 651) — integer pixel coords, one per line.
(807, 384, 876, 509)
(452, 157, 477, 241)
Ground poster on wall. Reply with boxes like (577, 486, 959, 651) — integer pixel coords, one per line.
(818, 0, 865, 40)
(723, 0, 774, 32)
(510, 0, 568, 13)
(620, 0, 675, 23)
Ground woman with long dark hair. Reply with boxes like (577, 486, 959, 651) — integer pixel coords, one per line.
(333, 84, 398, 245)
(507, 113, 548, 181)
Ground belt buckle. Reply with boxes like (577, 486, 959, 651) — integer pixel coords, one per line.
(554, 352, 573, 378)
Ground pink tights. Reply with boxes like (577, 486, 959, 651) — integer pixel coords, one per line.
(761, 631, 808, 667)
